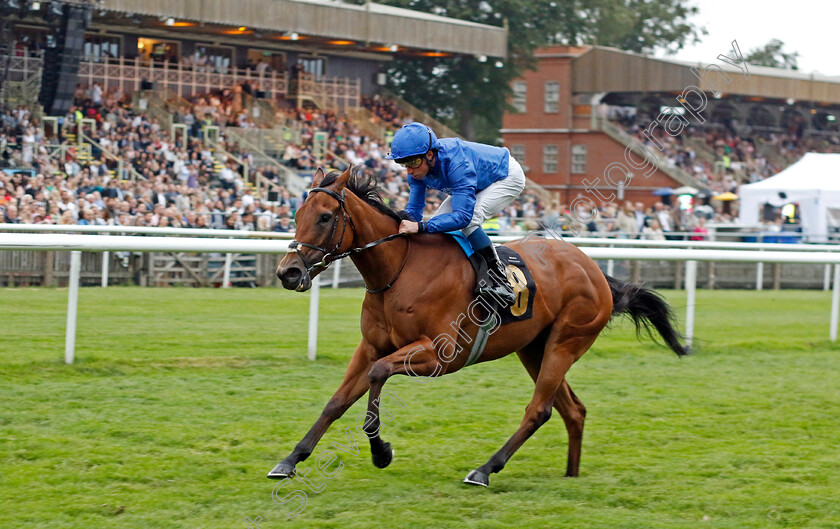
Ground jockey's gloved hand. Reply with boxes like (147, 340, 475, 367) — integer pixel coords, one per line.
(395, 210, 415, 221)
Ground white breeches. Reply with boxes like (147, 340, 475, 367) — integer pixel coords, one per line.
(434, 155, 526, 236)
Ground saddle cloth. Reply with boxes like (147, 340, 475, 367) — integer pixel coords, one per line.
(445, 231, 536, 325)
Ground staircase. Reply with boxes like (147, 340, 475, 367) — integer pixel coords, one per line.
(684, 136, 747, 182)
(345, 106, 391, 144)
(378, 88, 461, 139)
(76, 130, 146, 181)
(225, 127, 309, 195)
(242, 93, 279, 128)
(64, 132, 89, 167)
(0, 69, 44, 118)
(1, 71, 40, 105)
(755, 138, 789, 172)
(597, 118, 710, 190)
(132, 90, 177, 130)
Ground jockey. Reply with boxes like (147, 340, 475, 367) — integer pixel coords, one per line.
(386, 122, 526, 306)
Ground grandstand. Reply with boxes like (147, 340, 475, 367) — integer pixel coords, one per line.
(2, 0, 568, 285)
(0, 0, 522, 229)
(502, 45, 840, 233)
(6, 3, 840, 281)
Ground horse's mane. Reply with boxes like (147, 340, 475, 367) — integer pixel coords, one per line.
(320, 166, 411, 222)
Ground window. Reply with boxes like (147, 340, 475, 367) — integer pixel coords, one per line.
(572, 145, 587, 174)
(512, 81, 527, 113)
(84, 35, 121, 63)
(299, 57, 325, 79)
(192, 44, 232, 73)
(510, 144, 525, 166)
(543, 144, 558, 173)
(544, 81, 559, 113)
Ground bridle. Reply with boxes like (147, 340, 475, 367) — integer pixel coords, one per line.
(287, 187, 410, 294)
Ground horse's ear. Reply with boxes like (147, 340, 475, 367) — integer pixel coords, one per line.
(332, 166, 353, 192)
(311, 168, 325, 188)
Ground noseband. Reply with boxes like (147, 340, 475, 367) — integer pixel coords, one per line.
(287, 187, 353, 273)
(287, 187, 409, 293)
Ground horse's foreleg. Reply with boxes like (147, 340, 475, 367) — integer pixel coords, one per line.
(464, 336, 592, 487)
(267, 340, 376, 479)
(362, 336, 441, 469)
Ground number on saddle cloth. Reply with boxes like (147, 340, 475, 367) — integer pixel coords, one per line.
(443, 232, 536, 325)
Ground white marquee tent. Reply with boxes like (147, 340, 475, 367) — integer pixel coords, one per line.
(738, 153, 840, 242)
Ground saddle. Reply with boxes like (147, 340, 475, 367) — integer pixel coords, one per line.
(445, 232, 537, 325)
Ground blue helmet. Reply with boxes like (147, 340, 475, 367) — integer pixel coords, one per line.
(385, 122, 439, 160)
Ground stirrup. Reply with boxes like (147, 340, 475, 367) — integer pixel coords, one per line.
(479, 272, 516, 306)
(481, 285, 516, 306)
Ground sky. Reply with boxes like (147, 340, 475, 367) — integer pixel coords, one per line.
(660, 0, 835, 76)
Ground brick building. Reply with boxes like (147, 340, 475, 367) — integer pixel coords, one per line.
(501, 45, 840, 209)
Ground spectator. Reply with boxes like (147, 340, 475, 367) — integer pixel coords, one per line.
(615, 202, 638, 237)
(3, 204, 20, 223)
(641, 219, 666, 241)
(273, 215, 293, 232)
(690, 217, 708, 241)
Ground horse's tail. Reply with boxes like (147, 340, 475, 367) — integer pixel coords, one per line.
(605, 275, 689, 356)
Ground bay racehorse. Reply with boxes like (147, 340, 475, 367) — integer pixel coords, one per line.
(269, 166, 687, 487)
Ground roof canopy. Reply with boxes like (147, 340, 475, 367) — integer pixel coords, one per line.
(97, 0, 508, 57)
(569, 46, 840, 105)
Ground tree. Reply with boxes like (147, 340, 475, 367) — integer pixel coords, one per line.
(379, 0, 705, 143)
(745, 39, 799, 70)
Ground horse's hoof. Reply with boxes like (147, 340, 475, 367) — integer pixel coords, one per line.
(372, 443, 394, 469)
(463, 469, 489, 487)
(266, 461, 296, 480)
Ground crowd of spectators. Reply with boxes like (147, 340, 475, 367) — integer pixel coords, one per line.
(361, 96, 404, 130)
(1, 105, 39, 168)
(8, 92, 832, 239)
(0, 94, 554, 235)
(178, 85, 260, 129)
(561, 199, 724, 239)
(608, 105, 840, 196)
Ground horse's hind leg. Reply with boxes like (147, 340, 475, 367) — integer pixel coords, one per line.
(556, 380, 586, 477)
(516, 349, 587, 477)
(464, 336, 592, 487)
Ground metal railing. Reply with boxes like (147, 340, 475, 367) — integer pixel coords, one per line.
(378, 87, 461, 139)
(291, 73, 360, 110)
(597, 118, 709, 190)
(5, 231, 840, 363)
(2, 52, 291, 100)
(225, 128, 307, 195)
(79, 130, 146, 181)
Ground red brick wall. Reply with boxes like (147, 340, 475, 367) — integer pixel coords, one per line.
(503, 46, 684, 209)
(503, 52, 573, 131)
(506, 131, 681, 207)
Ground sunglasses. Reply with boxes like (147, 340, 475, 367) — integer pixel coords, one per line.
(398, 156, 424, 169)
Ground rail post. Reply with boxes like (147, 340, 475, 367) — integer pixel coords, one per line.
(685, 260, 697, 348)
(824, 264, 831, 292)
(308, 275, 320, 360)
(101, 251, 109, 287)
(831, 264, 840, 342)
(65, 251, 82, 364)
(331, 259, 342, 289)
(756, 262, 764, 290)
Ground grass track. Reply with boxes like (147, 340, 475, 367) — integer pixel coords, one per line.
(2, 287, 840, 528)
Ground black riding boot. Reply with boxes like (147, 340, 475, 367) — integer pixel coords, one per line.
(476, 245, 516, 307)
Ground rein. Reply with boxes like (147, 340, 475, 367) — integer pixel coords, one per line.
(288, 187, 409, 293)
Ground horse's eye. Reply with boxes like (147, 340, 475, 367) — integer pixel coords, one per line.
(319, 213, 332, 223)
